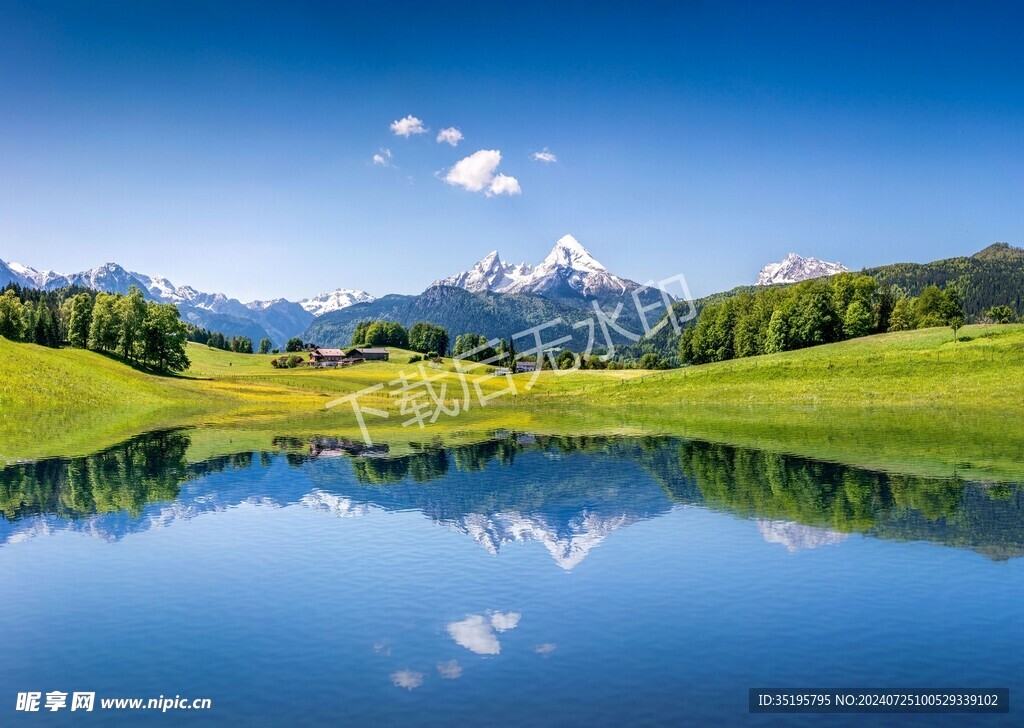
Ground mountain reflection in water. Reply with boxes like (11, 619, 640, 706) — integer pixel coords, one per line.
(1, 430, 1022, 564)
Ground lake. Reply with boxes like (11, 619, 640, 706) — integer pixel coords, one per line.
(1, 431, 1021, 725)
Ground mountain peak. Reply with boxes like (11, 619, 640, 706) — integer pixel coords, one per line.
(756, 253, 848, 286)
(541, 234, 606, 273)
(433, 249, 535, 293)
(973, 242, 1024, 261)
(554, 234, 584, 252)
(435, 234, 636, 300)
(299, 288, 376, 316)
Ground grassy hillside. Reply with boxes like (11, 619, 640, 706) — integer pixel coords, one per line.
(0, 341, 328, 460)
(584, 325, 1024, 479)
(3, 327, 1024, 480)
(0, 340, 223, 459)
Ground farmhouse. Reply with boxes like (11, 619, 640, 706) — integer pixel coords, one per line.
(345, 347, 390, 361)
(514, 360, 537, 373)
(308, 348, 347, 364)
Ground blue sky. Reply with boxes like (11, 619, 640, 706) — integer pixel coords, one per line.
(1, 0, 1022, 301)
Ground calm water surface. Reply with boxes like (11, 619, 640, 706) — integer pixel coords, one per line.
(1, 432, 1021, 726)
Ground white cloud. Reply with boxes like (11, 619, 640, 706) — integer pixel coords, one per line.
(446, 149, 501, 192)
(447, 614, 501, 655)
(390, 115, 427, 137)
(391, 670, 424, 690)
(487, 174, 521, 197)
(436, 127, 463, 146)
(490, 612, 521, 632)
(372, 148, 393, 167)
(444, 149, 520, 197)
(447, 612, 521, 655)
(437, 660, 463, 679)
(535, 643, 557, 657)
(531, 148, 557, 163)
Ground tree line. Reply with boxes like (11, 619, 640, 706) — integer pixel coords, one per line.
(342, 318, 670, 370)
(866, 244, 1024, 319)
(0, 283, 191, 373)
(350, 320, 412, 350)
(185, 326, 266, 354)
(679, 273, 966, 365)
(348, 320, 450, 357)
(0, 283, 92, 347)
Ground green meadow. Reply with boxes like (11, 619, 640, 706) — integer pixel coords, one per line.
(2, 324, 1023, 480)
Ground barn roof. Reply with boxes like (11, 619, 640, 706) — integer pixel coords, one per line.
(312, 348, 346, 356)
(350, 347, 389, 354)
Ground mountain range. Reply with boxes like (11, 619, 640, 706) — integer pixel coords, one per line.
(756, 252, 849, 285)
(6, 238, 1017, 351)
(433, 235, 641, 300)
(0, 259, 375, 347)
(3, 234, 649, 347)
(623, 241, 1024, 363)
(305, 235, 659, 348)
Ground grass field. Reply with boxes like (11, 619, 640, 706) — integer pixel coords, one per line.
(3, 325, 1023, 479)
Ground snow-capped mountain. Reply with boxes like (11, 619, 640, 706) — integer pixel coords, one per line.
(300, 288, 376, 316)
(455, 510, 638, 571)
(756, 253, 849, 285)
(433, 234, 641, 301)
(0, 257, 371, 346)
(3, 261, 69, 289)
(64, 263, 154, 294)
(1, 260, 154, 293)
(433, 251, 537, 294)
(757, 520, 849, 552)
(0, 260, 30, 288)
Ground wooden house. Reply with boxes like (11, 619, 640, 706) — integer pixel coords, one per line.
(345, 347, 390, 361)
(309, 348, 347, 364)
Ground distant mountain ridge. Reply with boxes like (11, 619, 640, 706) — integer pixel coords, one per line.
(306, 235, 660, 348)
(866, 243, 1024, 317)
(299, 289, 376, 316)
(972, 242, 1024, 262)
(302, 285, 638, 350)
(434, 234, 641, 301)
(0, 258, 373, 347)
(8, 239, 1017, 353)
(624, 241, 1024, 363)
(756, 253, 849, 285)
(3, 233, 652, 349)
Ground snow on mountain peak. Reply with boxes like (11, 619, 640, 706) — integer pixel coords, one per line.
(551, 234, 588, 257)
(757, 520, 849, 552)
(7, 261, 36, 277)
(432, 250, 536, 293)
(540, 234, 608, 275)
(756, 253, 849, 286)
(3, 261, 65, 289)
(299, 288, 376, 316)
(434, 234, 636, 299)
